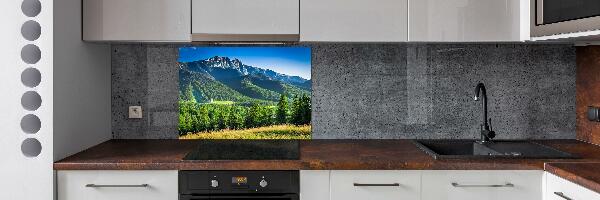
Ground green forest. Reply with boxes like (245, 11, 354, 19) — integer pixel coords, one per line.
(178, 93, 311, 137)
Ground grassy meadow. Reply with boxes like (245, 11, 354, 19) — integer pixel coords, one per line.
(179, 125, 311, 139)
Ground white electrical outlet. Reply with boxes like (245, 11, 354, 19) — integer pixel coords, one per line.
(129, 106, 143, 119)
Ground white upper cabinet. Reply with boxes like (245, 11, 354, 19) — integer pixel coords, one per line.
(300, 0, 408, 42)
(82, 0, 191, 42)
(191, 0, 300, 41)
(409, 0, 530, 42)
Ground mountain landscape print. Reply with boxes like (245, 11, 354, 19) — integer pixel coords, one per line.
(178, 47, 311, 139)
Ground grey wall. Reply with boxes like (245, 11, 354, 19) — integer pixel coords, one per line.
(54, 0, 112, 161)
(112, 44, 576, 139)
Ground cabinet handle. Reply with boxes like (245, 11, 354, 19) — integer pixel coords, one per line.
(353, 183, 400, 187)
(553, 192, 573, 200)
(85, 184, 149, 188)
(451, 182, 514, 188)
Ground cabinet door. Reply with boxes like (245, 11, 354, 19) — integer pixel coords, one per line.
(409, 0, 529, 42)
(330, 170, 420, 200)
(83, 0, 191, 42)
(300, 0, 408, 42)
(545, 172, 600, 200)
(57, 170, 178, 200)
(191, 0, 299, 41)
(421, 170, 543, 200)
(300, 170, 330, 200)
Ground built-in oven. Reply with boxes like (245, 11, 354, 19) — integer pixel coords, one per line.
(532, 0, 600, 37)
(179, 171, 299, 200)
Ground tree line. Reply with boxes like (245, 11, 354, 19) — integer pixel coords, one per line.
(178, 93, 311, 135)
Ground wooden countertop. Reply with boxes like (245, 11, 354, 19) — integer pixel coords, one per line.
(545, 162, 600, 194)
(54, 139, 600, 170)
(54, 139, 600, 194)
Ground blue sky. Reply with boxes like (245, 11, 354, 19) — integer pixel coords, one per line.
(179, 47, 311, 79)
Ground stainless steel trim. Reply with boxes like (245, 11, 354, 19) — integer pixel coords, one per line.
(536, 0, 544, 25)
(451, 182, 514, 188)
(553, 192, 574, 200)
(191, 33, 299, 42)
(531, 0, 600, 37)
(85, 184, 149, 188)
(353, 183, 400, 187)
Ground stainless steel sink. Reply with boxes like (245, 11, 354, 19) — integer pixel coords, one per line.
(413, 140, 577, 159)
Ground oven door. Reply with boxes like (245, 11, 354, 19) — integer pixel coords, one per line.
(532, 0, 600, 37)
(180, 194, 299, 200)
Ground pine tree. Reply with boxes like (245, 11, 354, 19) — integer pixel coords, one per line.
(178, 114, 187, 135)
(228, 105, 245, 130)
(245, 103, 260, 128)
(198, 106, 210, 131)
(183, 84, 196, 102)
(216, 106, 228, 130)
(291, 95, 302, 125)
(276, 93, 289, 124)
(301, 94, 311, 125)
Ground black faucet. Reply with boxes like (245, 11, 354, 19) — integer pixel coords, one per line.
(474, 83, 495, 143)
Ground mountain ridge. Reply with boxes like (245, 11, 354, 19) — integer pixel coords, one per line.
(179, 56, 311, 104)
(191, 56, 309, 87)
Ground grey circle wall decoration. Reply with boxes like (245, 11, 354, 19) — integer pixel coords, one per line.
(21, 44, 41, 64)
(21, 138, 42, 157)
(20, 114, 41, 134)
(21, 0, 41, 17)
(21, 0, 44, 160)
(21, 68, 41, 87)
(21, 20, 41, 41)
(21, 91, 42, 111)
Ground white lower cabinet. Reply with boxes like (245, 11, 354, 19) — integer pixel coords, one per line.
(57, 170, 178, 200)
(421, 170, 543, 200)
(330, 170, 421, 200)
(301, 170, 331, 200)
(545, 172, 600, 200)
(422, 170, 544, 200)
(57, 170, 600, 200)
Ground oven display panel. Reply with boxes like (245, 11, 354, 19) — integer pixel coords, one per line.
(232, 176, 248, 185)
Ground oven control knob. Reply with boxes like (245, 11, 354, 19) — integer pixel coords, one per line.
(210, 180, 219, 188)
(259, 179, 268, 188)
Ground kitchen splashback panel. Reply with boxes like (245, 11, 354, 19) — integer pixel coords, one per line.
(177, 47, 311, 139)
(112, 44, 575, 139)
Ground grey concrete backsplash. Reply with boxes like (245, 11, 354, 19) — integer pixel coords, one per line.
(112, 44, 576, 139)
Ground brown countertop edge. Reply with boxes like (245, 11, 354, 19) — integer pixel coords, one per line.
(545, 162, 600, 194)
(55, 139, 600, 193)
(55, 139, 600, 190)
(54, 139, 600, 171)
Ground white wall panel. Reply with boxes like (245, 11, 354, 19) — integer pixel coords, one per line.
(54, 0, 111, 162)
(0, 0, 53, 200)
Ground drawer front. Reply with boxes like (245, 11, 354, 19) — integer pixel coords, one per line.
(330, 170, 421, 200)
(57, 170, 178, 200)
(422, 170, 543, 200)
(545, 173, 600, 200)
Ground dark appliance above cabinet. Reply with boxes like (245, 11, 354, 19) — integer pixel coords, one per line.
(532, 0, 600, 37)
